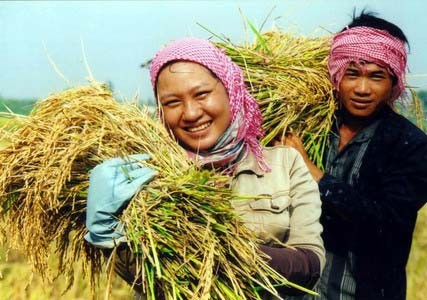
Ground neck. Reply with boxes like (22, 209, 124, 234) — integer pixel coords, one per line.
(340, 106, 386, 131)
(338, 110, 375, 151)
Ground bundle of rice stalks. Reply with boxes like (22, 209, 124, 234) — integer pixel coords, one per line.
(215, 29, 426, 167)
(0, 83, 312, 299)
(215, 29, 336, 167)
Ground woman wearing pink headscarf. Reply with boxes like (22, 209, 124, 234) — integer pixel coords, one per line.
(84, 37, 325, 299)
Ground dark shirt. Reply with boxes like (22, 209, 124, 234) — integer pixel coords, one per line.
(317, 106, 427, 299)
(316, 118, 380, 300)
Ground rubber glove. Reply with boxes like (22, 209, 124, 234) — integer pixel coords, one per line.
(84, 154, 157, 248)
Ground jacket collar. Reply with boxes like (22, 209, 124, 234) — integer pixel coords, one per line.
(233, 150, 265, 177)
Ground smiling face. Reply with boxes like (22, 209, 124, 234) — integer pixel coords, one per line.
(156, 61, 231, 152)
(338, 62, 394, 121)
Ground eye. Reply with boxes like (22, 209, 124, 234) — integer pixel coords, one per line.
(162, 99, 181, 107)
(370, 73, 387, 81)
(195, 90, 210, 99)
(344, 70, 359, 78)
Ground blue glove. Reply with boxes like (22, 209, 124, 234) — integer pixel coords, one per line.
(84, 153, 157, 248)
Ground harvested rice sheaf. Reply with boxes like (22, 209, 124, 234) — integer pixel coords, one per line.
(216, 30, 337, 167)
(0, 83, 311, 299)
(216, 29, 425, 167)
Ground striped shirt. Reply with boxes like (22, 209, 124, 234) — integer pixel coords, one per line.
(291, 118, 380, 300)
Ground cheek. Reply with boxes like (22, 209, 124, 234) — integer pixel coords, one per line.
(338, 79, 352, 93)
(162, 109, 180, 129)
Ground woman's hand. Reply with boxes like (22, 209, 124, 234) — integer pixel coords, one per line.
(84, 154, 157, 248)
(274, 133, 324, 182)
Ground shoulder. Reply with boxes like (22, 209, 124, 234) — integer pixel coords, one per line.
(260, 145, 307, 171)
(380, 108, 427, 140)
(262, 145, 302, 161)
(373, 109, 427, 153)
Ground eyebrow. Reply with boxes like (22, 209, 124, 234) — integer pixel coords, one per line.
(159, 82, 214, 99)
(345, 66, 388, 75)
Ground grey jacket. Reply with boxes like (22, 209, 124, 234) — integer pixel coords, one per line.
(231, 146, 325, 271)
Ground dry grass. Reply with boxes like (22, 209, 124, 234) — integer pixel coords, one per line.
(216, 30, 336, 168)
(407, 205, 427, 300)
(0, 83, 307, 299)
(0, 246, 133, 300)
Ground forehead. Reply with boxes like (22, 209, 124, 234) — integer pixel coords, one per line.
(158, 61, 215, 81)
(347, 61, 389, 73)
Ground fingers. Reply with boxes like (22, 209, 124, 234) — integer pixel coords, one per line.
(128, 166, 157, 181)
(127, 168, 157, 191)
(274, 134, 296, 147)
(128, 153, 151, 162)
(101, 154, 152, 168)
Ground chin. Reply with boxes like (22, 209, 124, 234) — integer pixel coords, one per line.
(181, 142, 215, 153)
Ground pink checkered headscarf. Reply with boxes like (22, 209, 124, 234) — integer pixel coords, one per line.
(328, 26, 407, 102)
(150, 37, 269, 171)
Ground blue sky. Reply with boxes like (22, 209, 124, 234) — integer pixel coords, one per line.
(1, 0, 426, 102)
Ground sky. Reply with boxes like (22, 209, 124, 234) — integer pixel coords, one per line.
(1, 0, 426, 103)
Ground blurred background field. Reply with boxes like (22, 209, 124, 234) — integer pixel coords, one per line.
(1, 95, 426, 299)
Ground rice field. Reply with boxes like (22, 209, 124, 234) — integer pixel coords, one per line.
(0, 247, 133, 300)
(406, 205, 427, 300)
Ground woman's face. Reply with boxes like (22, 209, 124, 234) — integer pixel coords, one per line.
(156, 61, 231, 152)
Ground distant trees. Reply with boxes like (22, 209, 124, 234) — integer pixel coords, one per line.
(1, 89, 427, 117)
(0, 96, 36, 115)
(418, 90, 427, 109)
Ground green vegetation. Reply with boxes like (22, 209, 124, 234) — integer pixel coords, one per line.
(0, 97, 36, 115)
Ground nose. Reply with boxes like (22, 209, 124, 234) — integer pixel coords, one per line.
(354, 77, 371, 95)
(182, 99, 203, 121)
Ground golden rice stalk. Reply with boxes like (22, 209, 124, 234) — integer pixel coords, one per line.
(216, 29, 425, 167)
(216, 30, 336, 168)
(0, 83, 312, 299)
(394, 88, 426, 132)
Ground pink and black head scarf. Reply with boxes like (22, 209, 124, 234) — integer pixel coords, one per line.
(149, 37, 269, 171)
(328, 26, 407, 102)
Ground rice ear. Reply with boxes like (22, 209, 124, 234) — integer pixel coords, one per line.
(216, 30, 336, 169)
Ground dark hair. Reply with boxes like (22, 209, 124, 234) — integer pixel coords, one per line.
(342, 9, 409, 46)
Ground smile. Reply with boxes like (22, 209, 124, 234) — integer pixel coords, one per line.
(187, 122, 211, 132)
(351, 98, 373, 108)
(351, 98, 372, 104)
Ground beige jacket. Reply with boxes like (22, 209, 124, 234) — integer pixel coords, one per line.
(231, 145, 325, 270)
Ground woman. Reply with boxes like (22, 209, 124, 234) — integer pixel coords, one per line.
(85, 37, 325, 298)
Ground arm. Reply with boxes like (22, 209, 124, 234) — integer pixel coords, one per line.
(318, 139, 427, 226)
(276, 131, 427, 226)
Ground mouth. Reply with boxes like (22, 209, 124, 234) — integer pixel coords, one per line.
(186, 121, 211, 132)
(351, 98, 373, 108)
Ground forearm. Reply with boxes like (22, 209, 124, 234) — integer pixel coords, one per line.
(318, 173, 425, 226)
(259, 245, 321, 293)
(304, 159, 324, 182)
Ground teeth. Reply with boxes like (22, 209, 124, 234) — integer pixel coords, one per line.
(188, 122, 210, 132)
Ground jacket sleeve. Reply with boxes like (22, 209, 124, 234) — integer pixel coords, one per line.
(285, 147, 326, 271)
(259, 245, 320, 294)
(318, 131, 427, 227)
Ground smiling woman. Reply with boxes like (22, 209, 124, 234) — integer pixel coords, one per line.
(84, 37, 325, 299)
